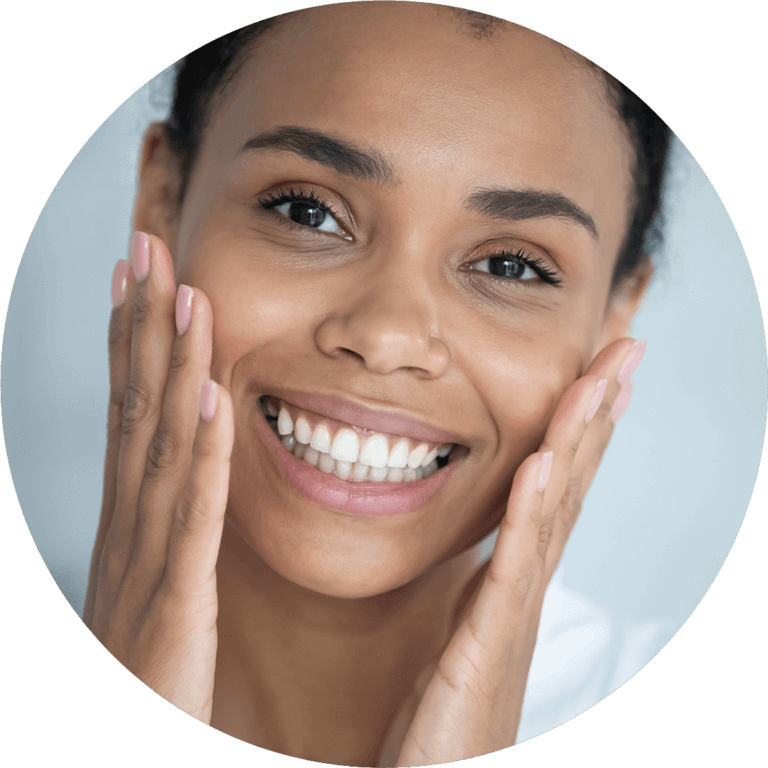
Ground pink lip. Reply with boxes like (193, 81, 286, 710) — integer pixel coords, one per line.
(253, 412, 462, 518)
(269, 390, 463, 445)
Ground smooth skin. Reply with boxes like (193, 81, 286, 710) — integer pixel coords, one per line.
(85, 4, 651, 765)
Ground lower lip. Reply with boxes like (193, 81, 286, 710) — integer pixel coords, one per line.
(253, 413, 461, 518)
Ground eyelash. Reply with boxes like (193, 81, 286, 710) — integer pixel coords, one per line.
(257, 189, 562, 287)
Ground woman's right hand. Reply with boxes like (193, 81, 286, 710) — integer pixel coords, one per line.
(82, 232, 234, 724)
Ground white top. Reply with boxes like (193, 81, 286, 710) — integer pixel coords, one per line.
(517, 569, 675, 742)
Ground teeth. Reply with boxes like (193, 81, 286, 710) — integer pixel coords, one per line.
(353, 462, 370, 482)
(270, 401, 459, 483)
(318, 452, 336, 474)
(407, 443, 429, 468)
(368, 466, 389, 482)
(278, 407, 294, 436)
(309, 423, 332, 453)
(330, 428, 360, 463)
(359, 434, 389, 467)
(386, 439, 409, 468)
(295, 416, 312, 444)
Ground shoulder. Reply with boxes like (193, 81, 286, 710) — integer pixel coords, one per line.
(516, 570, 676, 742)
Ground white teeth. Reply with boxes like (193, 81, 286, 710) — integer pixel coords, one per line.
(386, 439, 409, 468)
(318, 452, 336, 474)
(310, 423, 332, 453)
(422, 459, 438, 478)
(281, 435, 296, 451)
(266, 400, 279, 418)
(330, 428, 360, 463)
(278, 407, 294, 436)
(304, 447, 320, 467)
(420, 448, 438, 467)
(359, 434, 389, 467)
(437, 444, 452, 458)
(294, 442, 306, 459)
(407, 443, 429, 468)
(368, 466, 389, 481)
(295, 416, 312, 444)
(336, 460, 353, 480)
(353, 462, 370, 482)
(403, 468, 419, 482)
(386, 467, 404, 482)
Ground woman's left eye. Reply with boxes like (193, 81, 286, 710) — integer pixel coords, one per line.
(263, 194, 347, 237)
(467, 251, 561, 285)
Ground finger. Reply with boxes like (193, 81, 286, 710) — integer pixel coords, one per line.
(84, 258, 135, 626)
(468, 451, 549, 641)
(132, 286, 214, 575)
(100, 233, 177, 592)
(161, 381, 234, 600)
(545, 340, 645, 573)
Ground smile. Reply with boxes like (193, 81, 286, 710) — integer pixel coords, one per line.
(255, 394, 467, 518)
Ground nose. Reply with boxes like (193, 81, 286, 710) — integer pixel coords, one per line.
(314, 266, 450, 378)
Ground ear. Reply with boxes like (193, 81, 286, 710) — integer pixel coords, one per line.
(132, 122, 182, 255)
(591, 258, 654, 357)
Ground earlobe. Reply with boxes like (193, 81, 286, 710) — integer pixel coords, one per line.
(132, 122, 182, 253)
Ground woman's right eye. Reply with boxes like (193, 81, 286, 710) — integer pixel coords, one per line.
(260, 192, 348, 238)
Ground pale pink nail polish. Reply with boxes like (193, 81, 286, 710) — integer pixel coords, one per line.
(585, 378, 608, 423)
(111, 260, 129, 307)
(612, 379, 634, 422)
(537, 451, 553, 492)
(132, 231, 151, 282)
(200, 380, 218, 422)
(618, 340, 646, 384)
(176, 285, 194, 335)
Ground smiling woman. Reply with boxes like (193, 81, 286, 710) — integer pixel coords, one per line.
(5, 2, 765, 767)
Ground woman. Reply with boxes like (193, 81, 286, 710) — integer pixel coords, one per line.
(83, 3, 669, 765)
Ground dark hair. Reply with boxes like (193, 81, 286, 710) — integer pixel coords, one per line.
(164, 11, 671, 292)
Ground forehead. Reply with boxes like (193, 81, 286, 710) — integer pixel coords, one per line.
(206, 3, 633, 253)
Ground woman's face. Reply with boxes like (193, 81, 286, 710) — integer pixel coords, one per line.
(144, 4, 641, 598)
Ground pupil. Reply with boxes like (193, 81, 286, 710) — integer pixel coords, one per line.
(488, 257, 524, 278)
(290, 203, 326, 227)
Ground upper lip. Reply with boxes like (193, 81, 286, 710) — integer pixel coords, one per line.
(269, 389, 465, 446)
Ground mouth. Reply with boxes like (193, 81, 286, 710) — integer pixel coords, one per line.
(255, 394, 468, 518)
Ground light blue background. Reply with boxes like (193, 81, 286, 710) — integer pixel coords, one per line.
(2, 67, 765, 641)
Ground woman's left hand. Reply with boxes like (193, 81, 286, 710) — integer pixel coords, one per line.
(383, 337, 645, 767)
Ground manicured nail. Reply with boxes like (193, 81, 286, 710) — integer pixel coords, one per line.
(612, 379, 634, 422)
(200, 380, 218, 422)
(132, 231, 151, 282)
(176, 285, 194, 335)
(618, 340, 646, 385)
(585, 378, 608, 423)
(111, 259, 129, 307)
(537, 451, 553, 492)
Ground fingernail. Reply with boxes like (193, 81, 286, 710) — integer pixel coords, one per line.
(537, 451, 553, 492)
(618, 340, 646, 385)
(132, 231, 151, 282)
(176, 285, 194, 335)
(200, 379, 218, 422)
(585, 378, 608, 423)
(111, 259, 129, 307)
(612, 379, 634, 422)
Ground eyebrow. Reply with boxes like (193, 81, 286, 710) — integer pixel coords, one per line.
(241, 126, 598, 238)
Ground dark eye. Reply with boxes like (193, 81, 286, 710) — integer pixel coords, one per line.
(472, 256, 537, 281)
(466, 249, 562, 286)
(260, 191, 347, 237)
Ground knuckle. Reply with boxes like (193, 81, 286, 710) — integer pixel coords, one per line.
(510, 568, 536, 605)
(168, 347, 190, 375)
(122, 383, 155, 435)
(174, 489, 210, 535)
(145, 424, 182, 476)
(108, 311, 125, 349)
(131, 289, 153, 327)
